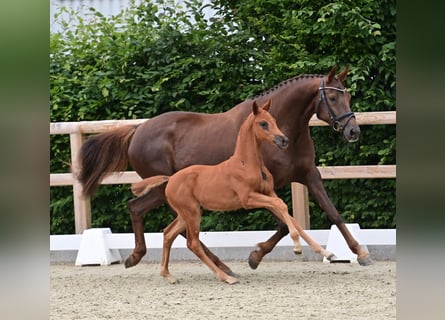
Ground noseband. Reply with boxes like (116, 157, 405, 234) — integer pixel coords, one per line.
(316, 79, 355, 132)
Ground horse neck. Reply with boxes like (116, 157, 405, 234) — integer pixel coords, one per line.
(232, 115, 264, 167)
(255, 76, 321, 133)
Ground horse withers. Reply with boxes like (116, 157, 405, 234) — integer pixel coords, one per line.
(132, 100, 335, 284)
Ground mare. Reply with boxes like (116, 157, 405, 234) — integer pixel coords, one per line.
(78, 66, 373, 271)
(131, 100, 334, 284)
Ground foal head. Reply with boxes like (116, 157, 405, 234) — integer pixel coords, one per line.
(252, 100, 289, 149)
(316, 66, 360, 142)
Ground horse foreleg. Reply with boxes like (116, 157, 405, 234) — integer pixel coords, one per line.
(248, 219, 288, 270)
(125, 186, 166, 268)
(305, 169, 373, 266)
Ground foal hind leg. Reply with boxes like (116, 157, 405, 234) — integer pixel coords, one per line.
(125, 186, 166, 268)
(180, 207, 238, 284)
(160, 217, 186, 284)
(180, 230, 235, 276)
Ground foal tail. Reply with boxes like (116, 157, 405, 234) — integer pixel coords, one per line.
(131, 175, 170, 197)
(76, 125, 138, 197)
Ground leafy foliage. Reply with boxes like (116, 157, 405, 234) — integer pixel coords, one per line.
(50, 0, 395, 234)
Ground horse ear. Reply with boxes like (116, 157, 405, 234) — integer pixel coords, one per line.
(327, 66, 337, 82)
(252, 101, 259, 115)
(338, 65, 349, 82)
(262, 99, 271, 111)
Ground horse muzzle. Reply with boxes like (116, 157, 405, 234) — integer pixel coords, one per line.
(274, 135, 289, 149)
(343, 124, 360, 142)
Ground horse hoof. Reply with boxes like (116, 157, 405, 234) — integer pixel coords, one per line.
(293, 247, 303, 255)
(248, 252, 261, 270)
(124, 255, 140, 268)
(357, 255, 374, 266)
(224, 276, 239, 285)
(124, 257, 135, 268)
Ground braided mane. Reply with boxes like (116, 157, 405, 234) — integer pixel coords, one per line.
(253, 74, 323, 99)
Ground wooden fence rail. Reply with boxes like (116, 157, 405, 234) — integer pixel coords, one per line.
(50, 111, 396, 234)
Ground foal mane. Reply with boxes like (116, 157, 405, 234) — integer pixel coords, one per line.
(253, 74, 324, 99)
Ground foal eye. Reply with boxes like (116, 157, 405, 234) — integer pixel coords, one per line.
(259, 121, 269, 130)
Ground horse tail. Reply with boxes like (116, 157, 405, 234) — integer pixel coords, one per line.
(77, 125, 138, 197)
(131, 175, 170, 197)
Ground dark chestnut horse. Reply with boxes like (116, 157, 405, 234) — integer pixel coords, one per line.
(78, 66, 373, 270)
(131, 100, 335, 284)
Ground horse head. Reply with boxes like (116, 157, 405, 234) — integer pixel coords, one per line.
(252, 100, 289, 149)
(316, 66, 360, 142)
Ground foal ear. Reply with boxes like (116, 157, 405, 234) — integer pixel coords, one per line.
(338, 65, 349, 82)
(262, 99, 271, 111)
(252, 100, 259, 115)
(327, 66, 337, 83)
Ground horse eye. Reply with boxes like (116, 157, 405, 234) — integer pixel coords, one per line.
(259, 121, 269, 130)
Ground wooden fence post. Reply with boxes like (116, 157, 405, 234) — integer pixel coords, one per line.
(69, 132, 91, 234)
(291, 182, 310, 230)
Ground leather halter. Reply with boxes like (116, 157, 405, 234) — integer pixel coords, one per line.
(316, 79, 355, 132)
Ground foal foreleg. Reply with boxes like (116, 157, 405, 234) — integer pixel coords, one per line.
(289, 218, 335, 261)
(244, 193, 302, 254)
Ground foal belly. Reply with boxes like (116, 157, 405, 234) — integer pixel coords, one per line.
(196, 184, 242, 212)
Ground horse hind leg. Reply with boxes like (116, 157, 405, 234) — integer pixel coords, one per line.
(125, 185, 167, 268)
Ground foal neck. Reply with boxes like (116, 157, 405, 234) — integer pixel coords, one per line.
(232, 114, 264, 167)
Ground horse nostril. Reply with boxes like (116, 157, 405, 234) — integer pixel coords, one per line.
(350, 128, 355, 137)
(349, 127, 360, 140)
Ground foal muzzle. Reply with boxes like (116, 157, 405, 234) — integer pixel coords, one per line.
(274, 135, 289, 149)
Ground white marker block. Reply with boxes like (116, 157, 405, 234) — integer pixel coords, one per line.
(75, 228, 121, 266)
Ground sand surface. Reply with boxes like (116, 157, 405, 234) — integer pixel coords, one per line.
(50, 260, 396, 320)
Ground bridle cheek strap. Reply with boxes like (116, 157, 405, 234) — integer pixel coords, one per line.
(317, 79, 355, 133)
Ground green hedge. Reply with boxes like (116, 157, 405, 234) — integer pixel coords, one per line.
(50, 0, 396, 234)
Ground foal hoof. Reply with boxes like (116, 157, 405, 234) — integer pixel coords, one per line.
(357, 255, 374, 266)
(163, 275, 178, 284)
(293, 246, 303, 255)
(248, 251, 261, 270)
(224, 276, 239, 285)
(326, 253, 336, 261)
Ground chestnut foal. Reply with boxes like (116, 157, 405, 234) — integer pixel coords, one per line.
(132, 100, 334, 284)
